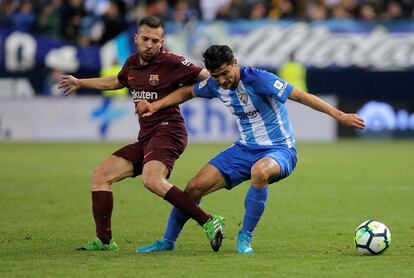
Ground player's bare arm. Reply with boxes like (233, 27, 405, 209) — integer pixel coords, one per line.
(59, 75, 123, 96)
(141, 86, 196, 117)
(138, 70, 207, 116)
(288, 87, 365, 129)
(197, 69, 210, 81)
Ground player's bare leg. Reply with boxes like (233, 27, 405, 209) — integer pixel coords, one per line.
(78, 155, 134, 251)
(137, 163, 227, 253)
(185, 164, 228, 199)
(91, 155, 135, 191)
(140, 160, 225, 252)
(141, 160, 173, 197)
(238, 157, 281, 254)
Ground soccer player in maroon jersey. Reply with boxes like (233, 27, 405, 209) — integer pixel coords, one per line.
(58, 16, 225, 252)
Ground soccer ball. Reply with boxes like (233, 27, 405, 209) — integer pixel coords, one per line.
(354, 220, 391, 255)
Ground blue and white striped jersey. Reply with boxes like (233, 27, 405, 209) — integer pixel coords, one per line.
(193, 67, 295, 148)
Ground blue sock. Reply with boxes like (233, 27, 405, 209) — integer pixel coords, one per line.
(241, 186, 268, 233)
(163, 199, 201, 243)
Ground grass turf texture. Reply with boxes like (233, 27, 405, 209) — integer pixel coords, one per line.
(0, 140, 413, 277)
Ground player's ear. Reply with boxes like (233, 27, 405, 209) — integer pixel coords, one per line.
(233, 58, 238, 66)
(134, 33, 138, 44)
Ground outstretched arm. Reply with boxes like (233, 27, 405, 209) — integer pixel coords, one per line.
(141, 86, 196, 117)
(288, 88, 365, 129)
(58, 75, 123, 96)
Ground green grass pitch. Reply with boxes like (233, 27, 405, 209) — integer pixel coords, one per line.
(0, 140, 413, 277)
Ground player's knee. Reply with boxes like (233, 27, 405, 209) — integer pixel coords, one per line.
(186, 179, 205, 199)
(141, 176, 152, 190)
(141, 177, 169, 197)
(251, 167, 269, 187)
(141, 176, 159, 192)
(90, 167, 101, 186)
(90, 167, 111, 190)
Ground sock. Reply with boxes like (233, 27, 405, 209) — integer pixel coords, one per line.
(164, 185, 210, 226)
(92, 191, 113, 244)
(241, 186, 269, 233)
(163, 199, 201, 243)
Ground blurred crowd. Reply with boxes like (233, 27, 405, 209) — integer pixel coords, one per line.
(1, 0, 413, 46)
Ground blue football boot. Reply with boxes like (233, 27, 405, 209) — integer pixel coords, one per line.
(237, 231, 254, 254)
(136, 239, 176, 253)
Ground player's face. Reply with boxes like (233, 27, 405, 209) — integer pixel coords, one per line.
(135, 25, 164, 63)
(209, 60, 239, 90)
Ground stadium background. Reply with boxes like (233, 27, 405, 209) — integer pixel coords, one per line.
(1, 1, 414, 277)
(1, 0, 414, 141)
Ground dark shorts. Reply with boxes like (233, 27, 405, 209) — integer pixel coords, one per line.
(112, 124, 187, 178)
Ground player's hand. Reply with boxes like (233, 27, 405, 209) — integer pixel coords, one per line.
(337, 113, 365, 129)
(58, 75, 81, 96)
(142, 102, 160, 117)
(135, 100, 151, 116)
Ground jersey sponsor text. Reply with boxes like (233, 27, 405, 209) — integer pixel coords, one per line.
(232, 110, 259, 120)
(131, 89, 158, 101)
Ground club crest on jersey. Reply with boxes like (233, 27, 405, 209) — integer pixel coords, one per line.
(149, 74, 159, 86)
(237, 92, 249, 105)
(181, 59, 192, 66)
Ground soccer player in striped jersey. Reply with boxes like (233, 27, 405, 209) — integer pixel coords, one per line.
(137, 45, 365, 254)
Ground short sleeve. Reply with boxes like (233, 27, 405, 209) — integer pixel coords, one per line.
(168, 54, 203, 85)
(117, 58, 131, 88)
(193, 78, 218, 99)
(251, 69, 294, 103)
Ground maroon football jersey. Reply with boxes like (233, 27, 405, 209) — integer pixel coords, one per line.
(118, 48, 202, 140)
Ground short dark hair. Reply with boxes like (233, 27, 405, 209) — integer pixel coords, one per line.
(138, 16, 164, 31)
(202, 45, 234, 72)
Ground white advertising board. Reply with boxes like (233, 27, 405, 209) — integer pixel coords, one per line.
(0, 96, 337, 142)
